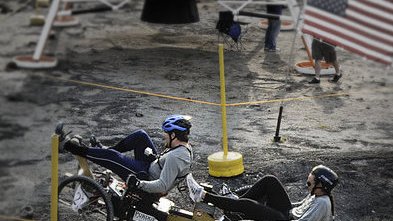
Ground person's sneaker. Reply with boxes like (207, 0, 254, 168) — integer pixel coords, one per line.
(64, 135, 89, 156)
(90, 135, 103, 148)
(328, 73, 342, 83)
(186, 174, 204, 202)
(219, 183, 239, 199)
(308, 77, 320, 84)
(55, 122, 88, 155)
(55, 122, 72, 152)
(264, 47, 280, 52)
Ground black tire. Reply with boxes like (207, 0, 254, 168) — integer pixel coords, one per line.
(58, 176, 114, 221)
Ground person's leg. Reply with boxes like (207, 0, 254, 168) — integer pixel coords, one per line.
(110, 129, 158, 160)
(332, 60, 340, 74)
(240, 175, 292, 215)
(186, 174, 289, 220)
(327, 49, 342, 82)
(328, 60, 342, 82)
(85, 148, 150, 181)
(204, 193, 287, 220)
(264, 19, 273, 49)
(310, 39, 322, 83)
(270, 19, 281, 50)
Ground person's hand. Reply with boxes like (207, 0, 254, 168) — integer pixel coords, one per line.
(126, 174, 140, 189)
(144, 147, 153, 156)
(144, 147, 157, 162)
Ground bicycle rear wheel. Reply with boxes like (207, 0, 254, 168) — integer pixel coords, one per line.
(58, 175, 114, 221)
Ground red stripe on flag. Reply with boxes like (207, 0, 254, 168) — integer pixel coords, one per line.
(305, 10, 393, 46)
(346, 15, 393, 37)
(302, 29, 392, 65)
(357, 0, 393, 15)
(303, 20, 392, 56)
(348, 3, 393, 25)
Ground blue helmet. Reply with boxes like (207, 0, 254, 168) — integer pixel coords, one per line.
(162, 115, 192, 133)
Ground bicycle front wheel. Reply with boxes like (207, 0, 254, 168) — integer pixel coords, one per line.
(58, 175, 114, 221)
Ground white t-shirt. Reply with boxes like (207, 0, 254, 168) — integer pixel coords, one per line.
(291, 194, 333, 221)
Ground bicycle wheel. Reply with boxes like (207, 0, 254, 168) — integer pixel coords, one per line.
(58, 175, 114, 221)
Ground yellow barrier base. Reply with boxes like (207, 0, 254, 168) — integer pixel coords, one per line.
(208, 151, 244, 177)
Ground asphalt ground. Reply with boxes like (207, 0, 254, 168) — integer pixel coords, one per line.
(0, 0, 393, 220)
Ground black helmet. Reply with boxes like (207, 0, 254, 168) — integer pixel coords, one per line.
(312, 165, 338, 193)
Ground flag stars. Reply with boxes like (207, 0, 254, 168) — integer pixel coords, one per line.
(309, 0, 347, 16)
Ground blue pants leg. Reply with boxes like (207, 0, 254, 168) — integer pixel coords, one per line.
(110, 129, 158, 162)
(85, 148, 150, 181)
(264, 19, 281, 50)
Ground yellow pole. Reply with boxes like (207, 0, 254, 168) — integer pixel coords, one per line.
(218, 44, 228, 156)
(207, 44, 244, 177)
(51, 134, 59, 221)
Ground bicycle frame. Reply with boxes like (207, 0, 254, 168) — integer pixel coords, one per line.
(69, 155, 216, 221)
(75, 155, 95, 178)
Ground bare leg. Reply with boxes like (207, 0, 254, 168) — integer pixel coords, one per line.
(309, 59, 321, 83)
(332, 60, 340, 75)
(329, 60, 342, 82)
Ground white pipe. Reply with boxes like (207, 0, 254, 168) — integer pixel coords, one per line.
(61, 0, 129, 9)
(33, 0, 60, 60)
(113, 0, 129, 10)
(57, 10, 72, 16)
(97, 0, 115, 9)
(218, 0, 288, 6)
(218, 0, 299, 22)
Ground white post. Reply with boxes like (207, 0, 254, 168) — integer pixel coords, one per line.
(33, 0, 61, 60)
(217, 0, 295, 21)
(287, 0, 300, 26)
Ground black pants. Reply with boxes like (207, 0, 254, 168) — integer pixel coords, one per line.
(204, 175, 292, 221)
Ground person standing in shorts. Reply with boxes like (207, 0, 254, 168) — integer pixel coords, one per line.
(309, 39, 342, 84)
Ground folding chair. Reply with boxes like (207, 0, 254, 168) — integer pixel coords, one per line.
(216, 11, 248, 51)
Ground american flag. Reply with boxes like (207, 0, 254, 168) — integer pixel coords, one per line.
(301, 0, 393, 65)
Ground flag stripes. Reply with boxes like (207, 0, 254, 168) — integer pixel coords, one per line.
(302, 0, 393, 65)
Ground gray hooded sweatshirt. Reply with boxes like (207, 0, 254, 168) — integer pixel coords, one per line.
(138, 145, 192, 193)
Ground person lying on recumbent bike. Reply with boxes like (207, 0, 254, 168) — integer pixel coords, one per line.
(57, 115, 193, 220)
(187, 165, 338, 221)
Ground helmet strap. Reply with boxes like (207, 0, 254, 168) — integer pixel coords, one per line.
(312, 187, 325, 195)
(168, 132, 176, 148)
(311, 180, 325, 195)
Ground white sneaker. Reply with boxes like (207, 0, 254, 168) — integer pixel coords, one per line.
(186, 174, 204, 202)
(219, 183, 239, 199)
